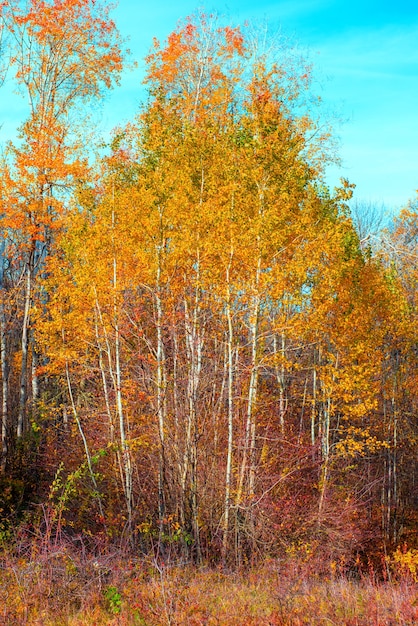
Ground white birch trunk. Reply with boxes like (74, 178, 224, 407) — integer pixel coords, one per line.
(17, 259, 32, 438)
(222, 248, 235, 561)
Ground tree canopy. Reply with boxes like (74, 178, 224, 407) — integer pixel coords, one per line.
(0, 5, 417, 570)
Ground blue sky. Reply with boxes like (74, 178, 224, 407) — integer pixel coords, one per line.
(108, 0, 418, 213)
(2, 0, 418, 213)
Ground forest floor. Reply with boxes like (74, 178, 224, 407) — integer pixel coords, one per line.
(1, 545, 417, 624)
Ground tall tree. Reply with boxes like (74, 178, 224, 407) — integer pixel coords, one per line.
(0, 0, 124, 465)
(30, 12, 412, 566)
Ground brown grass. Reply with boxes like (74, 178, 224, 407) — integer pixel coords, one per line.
(1, 548, 417, 625)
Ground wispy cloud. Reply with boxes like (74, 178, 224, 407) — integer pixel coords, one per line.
(316, 24, 418, 75)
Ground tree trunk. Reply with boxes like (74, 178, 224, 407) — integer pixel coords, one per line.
(222, 248, 235, 563)
(0, 237, 8, 472)
(17, 255, 33, 439)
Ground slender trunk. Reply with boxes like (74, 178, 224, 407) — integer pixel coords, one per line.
(212, 339, 227, 456)
(94, 308, 115, 443)
(1, 314, 7, 472)
(311, 362, 317, 449)
(190, 292, 203, 561)
(62, 405, 68, 431)
(318, 395, 331, 515)
(171, 320, 185, 529)
(392, 403, 398, 543)
(389, 381, 398, 543)
(94, 296, 125, 499)
(65, 356, 105, 523)
(192, 294, 203, 563)
(318, 352, 337, 515)
(31, 346, 39, 407)
(222, 248, 234, 563)
(110, 199, 133, 532)
(299, 375, 308, 444)
(245, 188, 264, 515)
(279, 333, 287, 435)
(181, 300, 193, 509)
(113, 256, 133, 531)
(273, 331, 287, 435)
(17, 256, 33, 438)
(155, 209, 167, 535)
(0, 239, 7, 471)
(236, 291, 260, 506)
(182, 248, 203, 561)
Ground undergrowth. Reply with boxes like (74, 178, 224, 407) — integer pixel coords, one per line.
(1, 537, 417, 625)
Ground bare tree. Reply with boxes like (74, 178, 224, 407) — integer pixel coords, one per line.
(350, 200, 386, 251)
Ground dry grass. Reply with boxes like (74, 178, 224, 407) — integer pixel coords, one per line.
(1, 548, 417, 625)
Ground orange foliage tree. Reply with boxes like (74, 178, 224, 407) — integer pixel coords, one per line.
(0, 0, 125, 470)
(32, 14, 403, 565)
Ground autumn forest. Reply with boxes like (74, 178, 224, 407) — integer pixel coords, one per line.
(0, 0, 417, 623)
